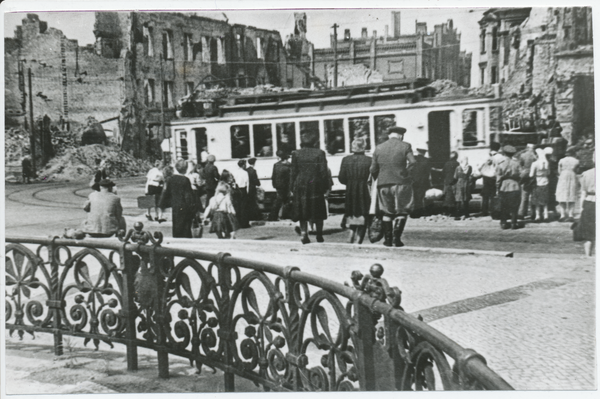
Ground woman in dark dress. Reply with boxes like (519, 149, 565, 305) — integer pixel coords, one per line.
(291, 129, 329, 244)
(339, 138, 372, 244)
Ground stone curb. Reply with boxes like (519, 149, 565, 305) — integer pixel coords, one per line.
(159, 237, 514, 258)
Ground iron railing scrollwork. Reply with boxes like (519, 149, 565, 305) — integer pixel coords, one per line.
(5, 225, 513, 391)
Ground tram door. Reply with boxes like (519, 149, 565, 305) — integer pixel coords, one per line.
(428, 111, 452, 187)
(194, 128, 207, 163)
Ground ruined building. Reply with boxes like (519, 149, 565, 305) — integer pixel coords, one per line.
(311, 11, 472, 88)
(5, 12, 289, 159)
(478, 7, 594, 144)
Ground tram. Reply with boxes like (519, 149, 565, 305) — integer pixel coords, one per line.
(167, 80, 504, 194)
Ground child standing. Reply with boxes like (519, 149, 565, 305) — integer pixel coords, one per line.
(203, 181, 239, 239)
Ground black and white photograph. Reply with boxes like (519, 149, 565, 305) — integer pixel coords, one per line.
(2, 0, 597, 396)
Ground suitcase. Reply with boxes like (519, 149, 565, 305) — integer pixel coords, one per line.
(137, 195, 156, 209)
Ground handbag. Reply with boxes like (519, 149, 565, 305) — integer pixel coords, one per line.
(368, 215, 384, 243)
(192, 219, 203, 238)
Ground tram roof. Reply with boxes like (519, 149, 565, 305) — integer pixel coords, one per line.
(224, 79, 434, 107)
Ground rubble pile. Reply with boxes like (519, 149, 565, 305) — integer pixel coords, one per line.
(50, 127, 81, 155)
(5, 128, 29, 163)
(429, 79, 468, 97)
(37, 144, 153, 182)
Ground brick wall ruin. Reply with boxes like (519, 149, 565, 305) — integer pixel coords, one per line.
(5, 12, 291, 160)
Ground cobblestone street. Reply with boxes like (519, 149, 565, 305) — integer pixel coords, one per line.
(4, 179, 597, 392)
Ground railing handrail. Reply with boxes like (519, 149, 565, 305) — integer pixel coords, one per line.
(6, 235, 512, 390)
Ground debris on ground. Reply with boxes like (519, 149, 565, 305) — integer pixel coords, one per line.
(36, 144, 153, 182)
(5, 127, 29, 163)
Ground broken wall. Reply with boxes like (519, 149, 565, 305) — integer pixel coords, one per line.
(5, 14, 124, 130)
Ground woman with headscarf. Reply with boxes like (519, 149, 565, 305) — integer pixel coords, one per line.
(290, 128, 329, 244)
(453, 155, 472, 220)
(338, 137, 372, 244)
(556, 147, 580, 222)
(530, 148, 551, 222)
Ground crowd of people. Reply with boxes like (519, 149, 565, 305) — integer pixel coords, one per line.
(78, 126, 595, 256)
(143, 155, 263, 239)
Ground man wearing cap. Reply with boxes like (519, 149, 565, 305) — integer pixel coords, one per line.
(496, 145, 522, 229)
(518, 143, 537, 219)
(83, 179, 125, 237)
(410, 147, 431, 218)
(370, 126, 416, 247)
(268, 150, 292, 221)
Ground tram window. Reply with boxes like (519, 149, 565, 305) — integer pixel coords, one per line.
(374, 115, 396, 146)
(231, 125, 250, 158)
(253, 124, 273, 157)
(193, 128, 207, 163)
(324, 119, 345, 155)
(300, 121, 320, 149)
(462, 109, 483, 147)
(349, 117, 371, 151)
(276, 123, 296, 155)
(179, 131, 189, 160)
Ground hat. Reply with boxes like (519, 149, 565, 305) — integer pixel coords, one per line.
(98, 179, 115, 187)
(502, 145, 517, 155)
(585, 139, 593, 145)
(388, 126, 407, 135)
(416, 147, 427, 153)
(276, 149, 290, 159)
(351, 138, 367, 153)
(543, 147, 554, 155)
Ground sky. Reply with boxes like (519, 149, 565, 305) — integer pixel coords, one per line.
(4, 8, 485, 53)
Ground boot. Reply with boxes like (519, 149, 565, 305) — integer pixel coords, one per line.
(383, 221, 393, 247)
(393, 218, 407, 247)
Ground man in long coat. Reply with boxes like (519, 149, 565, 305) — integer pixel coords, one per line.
(370, 126, 416, 247)
(159, 159, 196, 238)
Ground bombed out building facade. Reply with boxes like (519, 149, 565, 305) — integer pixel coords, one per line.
(478, 7, 594, 144)
(5, 12, 288, 159)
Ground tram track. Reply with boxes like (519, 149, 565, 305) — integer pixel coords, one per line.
(6, 177, 146, 217)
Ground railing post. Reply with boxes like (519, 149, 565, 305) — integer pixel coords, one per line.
(151, 248, 169, 379)
(385, 317, 410, 390)
(283, 266, 303, 391)
(120, 246, 138, 371)
(355, 294, 377, 391)
(48, 239, 63, 356)
(216, 253, 235, 392)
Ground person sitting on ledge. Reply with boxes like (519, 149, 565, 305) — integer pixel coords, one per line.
(83, 179, 126, 237)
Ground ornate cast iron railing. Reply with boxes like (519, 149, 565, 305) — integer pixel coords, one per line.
(5, 224, 513, 391)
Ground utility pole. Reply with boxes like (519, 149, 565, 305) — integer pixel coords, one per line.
(332, 23, 339, 88)
(27, 67, 36, 176)
(18, 60, 26, 113)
